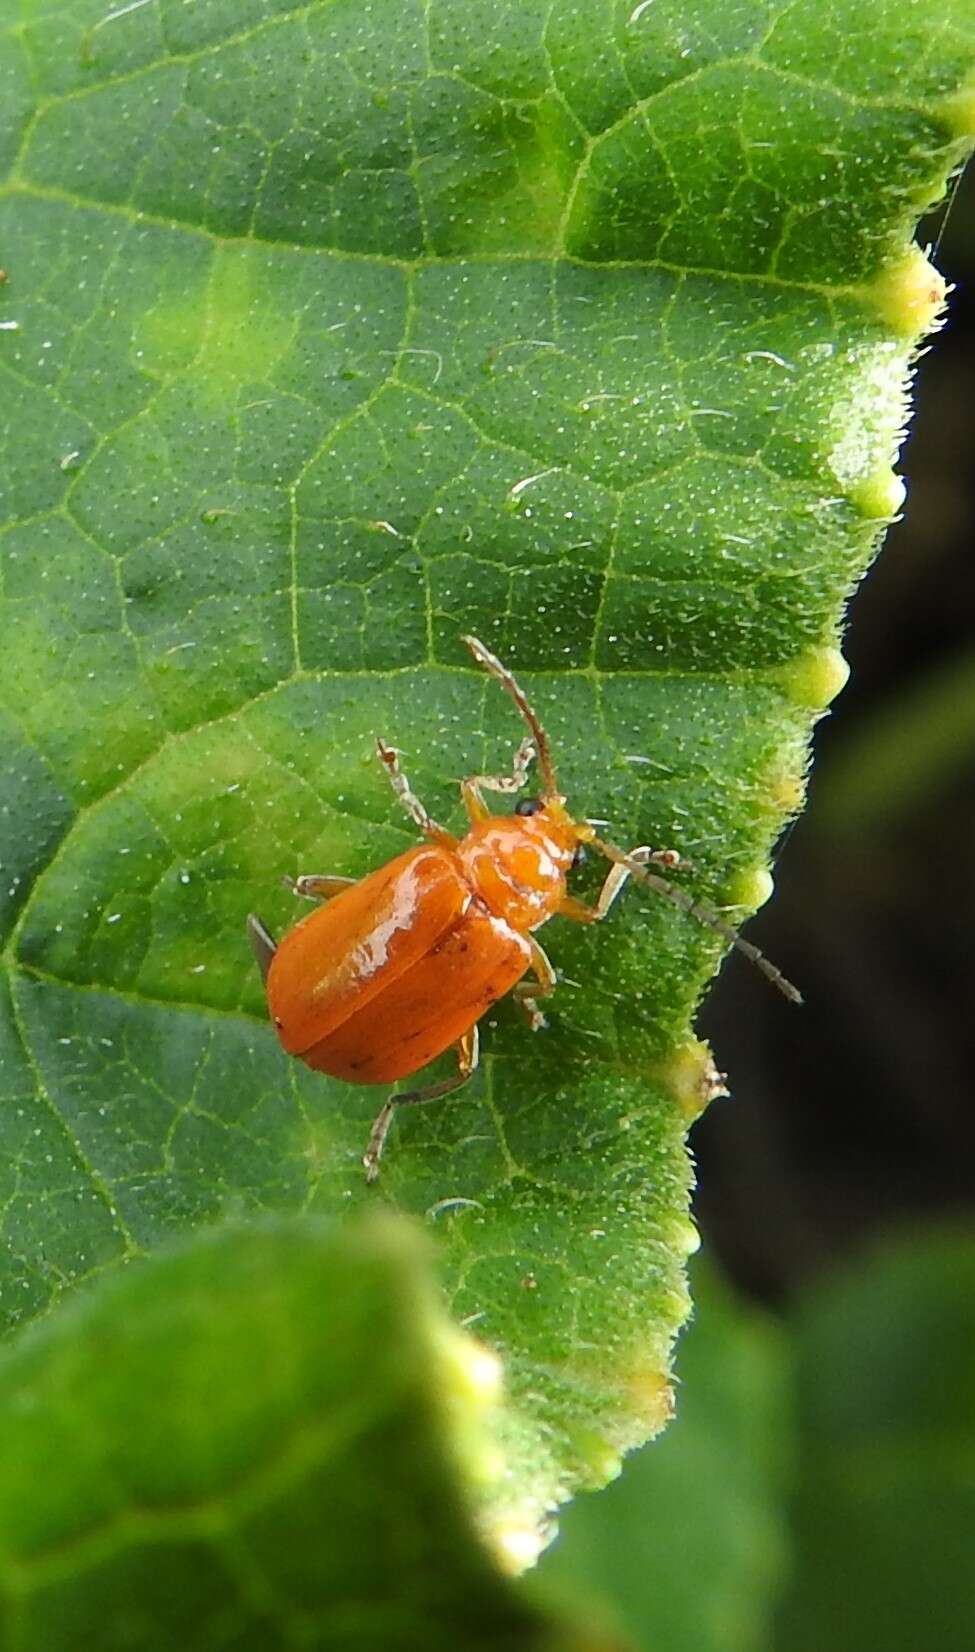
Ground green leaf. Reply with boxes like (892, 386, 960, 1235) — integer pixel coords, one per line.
(0, 1210, 627, 1650)
(774, 1227, 975, 1652)
(1, 0, 973, 1538)
(538, 1263, 792, 1652)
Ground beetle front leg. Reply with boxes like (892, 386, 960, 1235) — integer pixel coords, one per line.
(559, 846, 686, 923)
(461, 735, 536, 823)
(512, 936, 556, 1031)
(376, 739, 457, 848)
(363, 1025, 479, 1183)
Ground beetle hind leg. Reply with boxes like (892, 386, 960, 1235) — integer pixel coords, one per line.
(246, 913, 277, 984)
(363, 1026, 479, 1183)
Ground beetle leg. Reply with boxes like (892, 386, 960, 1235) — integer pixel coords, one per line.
(559, 846, 685, 923)
(461, 734, 536, 824)
(246, 913, 278, 984)
(363, 1025, 479, 1183)
(283, 874, 357, 903)
(376, 739, 457, 848)
(460, 779, 492, 824)
(512, 936, 557, 1031)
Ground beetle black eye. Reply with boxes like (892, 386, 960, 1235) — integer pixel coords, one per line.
(515, 797, 544, 817)
(571, 842, 587, 870)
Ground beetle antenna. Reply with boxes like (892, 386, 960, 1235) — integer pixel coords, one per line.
(590, 835, 803, 1004)
(462, 635, 560, 797)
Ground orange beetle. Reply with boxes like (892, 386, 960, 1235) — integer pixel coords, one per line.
(248, 637, 799, 1180)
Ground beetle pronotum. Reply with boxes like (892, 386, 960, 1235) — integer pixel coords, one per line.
(248, 637, 800, 1180)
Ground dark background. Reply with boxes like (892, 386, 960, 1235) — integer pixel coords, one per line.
(696, 162, 975, 1303)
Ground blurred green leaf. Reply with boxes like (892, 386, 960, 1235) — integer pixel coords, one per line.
(775, 1226, 975, 1652)
(0, 1211, 630, 1651)
(810, 649, 975, 836)
(0, 0, 973, 1537)
(538, 1265, 792, 1652)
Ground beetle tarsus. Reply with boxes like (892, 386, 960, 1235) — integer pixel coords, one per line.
(469, 734, 537, 795)
(515, 996, 547, 1032)
(363, 1100, 397, 1183)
